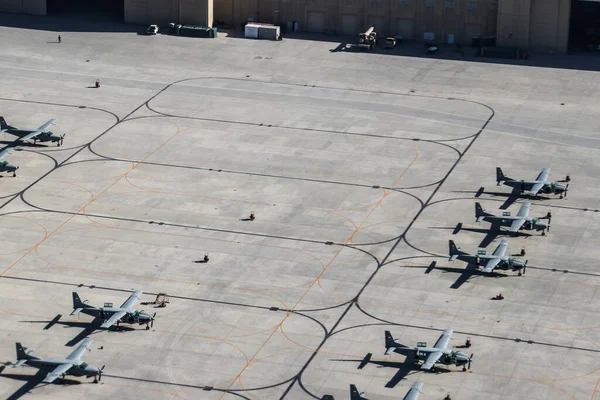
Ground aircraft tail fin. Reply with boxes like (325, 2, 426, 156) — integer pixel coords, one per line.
(449, 240, 465, 259)
(475, 202, 491, 221)
(350, 384, 363, 400)
(385, 330, 396, 348)
(15, 343, 34, 361)
(72, 292, 90, 313)
(496, 167, 507, 184)
(0, 117, 7, 130)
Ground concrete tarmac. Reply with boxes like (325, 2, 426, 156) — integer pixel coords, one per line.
(1, 13, 600, 400)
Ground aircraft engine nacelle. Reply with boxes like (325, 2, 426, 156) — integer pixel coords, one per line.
(532, 219, 548, 231)
(509, 259, 526, 270)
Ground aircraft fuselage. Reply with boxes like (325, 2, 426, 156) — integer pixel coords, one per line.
(7, 129, 61, 144)
(503, 179, 567, 195)
(81, 307, 153, 325)
(22, 358, 100, 378)
(481, 215, 548, 231)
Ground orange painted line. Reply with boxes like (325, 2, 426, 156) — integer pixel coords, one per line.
(590, 375, 600, 400)
(0, 124, 185, 278)
(217, 146, 420, 398)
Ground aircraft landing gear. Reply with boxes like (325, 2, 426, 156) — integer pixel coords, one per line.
(145, 324, 150, 330)
(12, 172, 16, 177)
(462, 366, 467, 372)
(542, 231, 546, 236)
(518, 272, 522, 276)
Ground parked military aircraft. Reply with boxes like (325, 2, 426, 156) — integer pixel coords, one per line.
(350, 382, 423, 400)
(0, 146, 18, 177)
(71, 290, 155, 330)
(476, 201, 549, 235)
(450, 239, 527, 275)
(1, 116, 64, 146)
(385, 330, 472, 372)
(496, 167, 568, 198)
(13, 339, 104, 384)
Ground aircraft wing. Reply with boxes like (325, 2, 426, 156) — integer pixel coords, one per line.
(119, 289, 142, 311)
(18, 119, 56, 142)
(433, 329, 453, 349)
(42, 363, 73, 383)
(492, 240, 509, 257)
(509, 218, 526, 232)
(403, 382, 424, 400)
(482, 257, 502, 273)
(516, 201, 531, 218)
(37, 119, 56, 132)
(0, 147, 14, 160)
(420, 351, 443, 370)
(100, 310, 127, 329)
(19, 130, 44, 142)
(527, 182, 544, 195)
(535, 168, 550, 182)
(66, 338, 93, 361)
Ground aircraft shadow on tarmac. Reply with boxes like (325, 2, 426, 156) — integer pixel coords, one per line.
(0, 366, 84, 400)
(332, 352, 451, 388)
(20, 314, 135, 346)
(0, 140, 49, 148)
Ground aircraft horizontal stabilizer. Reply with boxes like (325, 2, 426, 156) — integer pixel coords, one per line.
(71, 308, 83, 316)
(13, 359, 27, 368)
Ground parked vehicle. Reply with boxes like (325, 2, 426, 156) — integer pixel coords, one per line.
(147, 25, 159, 35)
(358, 27, 377, 51)
(383, 37, 396, 49)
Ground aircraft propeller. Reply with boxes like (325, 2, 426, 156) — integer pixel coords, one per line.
(98, 365, 105, 382)
(59, 134, 66, 146)
(468, 354, 473, 370)
(145, 312, 156, 330)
